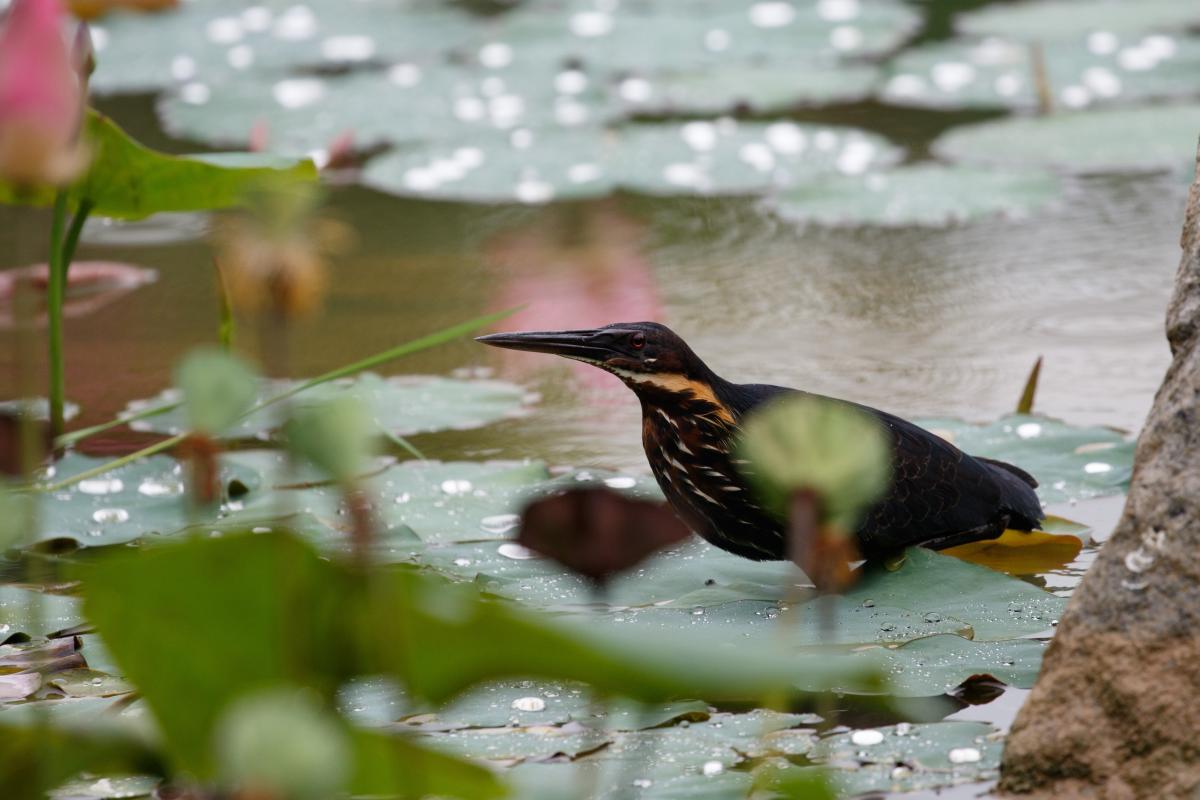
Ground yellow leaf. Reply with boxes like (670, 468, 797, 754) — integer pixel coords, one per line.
(943, 528, 1083, 574)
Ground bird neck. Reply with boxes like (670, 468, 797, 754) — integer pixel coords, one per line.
(627, 367, 738, 429)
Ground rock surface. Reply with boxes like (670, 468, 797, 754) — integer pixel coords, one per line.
(999, 145, 1200, 797)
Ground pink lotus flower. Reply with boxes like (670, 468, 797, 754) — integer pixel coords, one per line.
(0, 0, 88, 185)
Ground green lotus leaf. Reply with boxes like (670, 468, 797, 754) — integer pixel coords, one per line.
(37, 453, 262, 547)
(882, 34, 1200, 112)
(123, 374, 532, 439)
(89, 0, 478, 95)
(957, 0, 1200, 40)
(768, 164, 1065, 227)
(0, 111, 316, 220)
(362, 120, 901, 203)
(932, 103, 1200, 174)
(770, 720, 1002, 795)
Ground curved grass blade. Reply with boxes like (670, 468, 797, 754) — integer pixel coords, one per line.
(40, 308, 518, 492)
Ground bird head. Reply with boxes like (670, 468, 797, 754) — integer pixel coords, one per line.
(476, 321, 707, 388)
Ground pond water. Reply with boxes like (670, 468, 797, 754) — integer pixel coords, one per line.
(0, 52, 1185, 800)
(0, 94, 1180, 473)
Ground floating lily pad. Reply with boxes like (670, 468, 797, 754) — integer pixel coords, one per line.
(362, 120, 901, 203)
(51, 775, 160, 800)
(219, 458, 659, 551)
(943, 528, 1084, 574)
(871, 635, 1050, 697)
(919, 414, 1133, 503)
(0, 398, 79, 423)
(44, 668, 134, 699)
(882, 34, 1200, 111)
(0, 587, 84, 639)
(406, 681, 711, 732)
(89, 0, 478, 95)
(932, 103, 1200, 173)
(489, 0, 920, 74)
(124, 373, 532, 439)
(37, 453, 261, 547)
(957, 0, 1200, 40)
(621, 61, 879, 115)
(766, 164, 1064, 227)
(439, 706, 814, 766)
(158, 63, 621, 159)
(794, 720, 1002, 795)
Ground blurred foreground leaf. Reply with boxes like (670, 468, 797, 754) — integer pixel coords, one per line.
(0, 723, 164, 800)
(736, 395, 891, 531)
(286, 396, 375, 484)
(175, 347, 259, 436)
(80, 531, 883, 777)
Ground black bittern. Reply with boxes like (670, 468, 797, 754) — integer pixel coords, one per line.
(478, 322, 1044, 562)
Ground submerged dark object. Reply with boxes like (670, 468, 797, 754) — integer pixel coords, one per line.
(479, 322, 1044, 562)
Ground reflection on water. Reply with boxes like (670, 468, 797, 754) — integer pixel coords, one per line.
(0, 173, 1179, 479)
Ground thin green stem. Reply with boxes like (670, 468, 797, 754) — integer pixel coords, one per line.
(61, 200, 92, 270)
(54, 399, 180, 449)
(41, 434, 184, 493)
(38, 307, 519, 490)
(46, 193, 69, 440)
(380, 429, 426, 461)
(213, 259, 235, 351)
(259, 307, 521, 412)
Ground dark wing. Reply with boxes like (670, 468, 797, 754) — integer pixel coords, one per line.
(854, 408, 1043, 558)
(724, 383, 1044, 559)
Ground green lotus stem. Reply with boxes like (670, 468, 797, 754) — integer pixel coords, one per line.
(213, 258, 235, 352)
(39, 307, 519, 490)
(46, 192, 69, 440)
(258, 307, 521, 412)
(62, 200, 92, 274)
(380, 429, 426, 461)
(55, 398, 180, 449)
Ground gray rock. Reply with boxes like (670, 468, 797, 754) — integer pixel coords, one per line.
(999, 141, 1200, 797)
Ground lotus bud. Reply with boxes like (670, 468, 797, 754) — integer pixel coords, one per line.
(0, 0, 89, 186)
(213, 177, 330, 319)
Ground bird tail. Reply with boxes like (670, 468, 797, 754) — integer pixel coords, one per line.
(980, 457, 1044, 531)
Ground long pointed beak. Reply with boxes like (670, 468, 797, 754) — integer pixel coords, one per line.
(475, 329, 611, 362)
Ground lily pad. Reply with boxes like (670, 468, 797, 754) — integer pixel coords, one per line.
(943, 528, 1084, 574)
(871, 635, 1050, 697)
(124, 373, 532, 439)
(217, 458, 660, 551)
(932, 103, 1200, 174)
(957, 0, 1200, 40)
(619, 61, 880, 115)
(488, 0, 920, 73)
(50, 775, 160, 800)
(361, 120, 901, 203)
(918, 414, 1133, 503)
(883, 34, 1200, 112)
(405, 681, 711, 732)
(37, 453, 262, 547)
(89, 0, 478, 95)
(157, 64, 620, 159)
(766, 164, 1064, 227)
(784, 720, 1002, 795)
(0, 398, 79, 423)
(0, 587, 84, 639)
(437, 706, 814, 766)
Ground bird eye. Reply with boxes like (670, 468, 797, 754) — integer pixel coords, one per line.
(630, 332, 646, 350)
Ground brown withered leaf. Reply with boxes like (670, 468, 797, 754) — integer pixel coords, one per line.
(517, 488, 690, 584)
